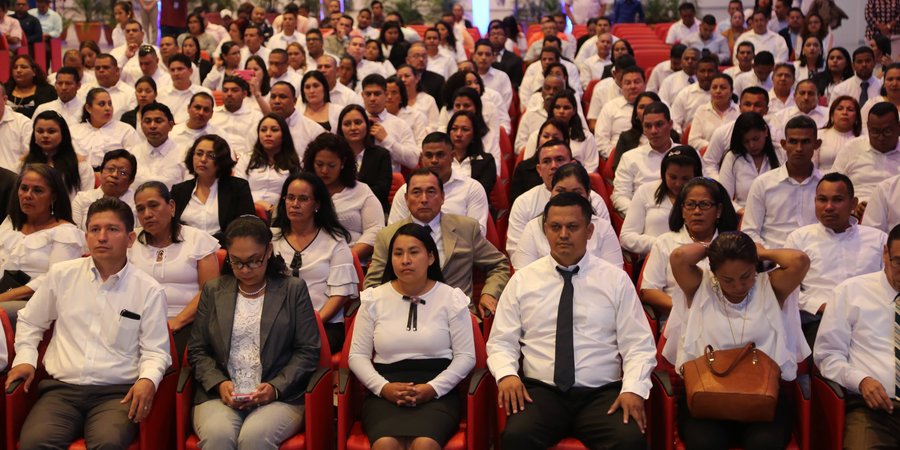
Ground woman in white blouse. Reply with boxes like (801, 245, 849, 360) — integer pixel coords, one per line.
(688, 74, 740, 151)
(271, 172, 358, 355)
(385, 75, 430, 146)
(234, 113, 301, 215)
(71, 87, 140, 169)
(300, 70, 342, 132)
(131, 181, 220, 355)
(0, 164, 85, 323)
(203, 41, 243, 91)
(641, 177, 739, 323)
(396, 64, 440, 131)
(348, 223, 475, 450)
(302, 133, 384, 260)
(669, 232, 810, 449)
(620, 148, 703, 256)
(719, 112, 784, 213)
(446, 110, 497, 195)
(817, 96, 861, 172)
(435, 21, 466, 62)
(512, 163, 622, 270)
(459, 69, 511, 135)
(523, 91, 599, 172)
(24, 111, 94, 200)
(793, 36, 825, 83)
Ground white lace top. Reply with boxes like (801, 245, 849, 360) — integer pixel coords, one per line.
(227, 292, 264, 394)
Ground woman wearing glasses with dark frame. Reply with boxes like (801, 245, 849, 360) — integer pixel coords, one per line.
(271, 172, 358, 356)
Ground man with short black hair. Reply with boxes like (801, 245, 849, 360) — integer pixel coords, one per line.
(78, 53, 137, 122)
(324, 14, 353, 55)
(170, 93, 222, 155)
(665, 2, 699, 44)
(406, 42, 445, 108)
(360, 74, 421, 171)
(33, 67, 83, 127)
(473, 39, 513, 113)
(425, 27, 456, 82)
(659, 47, 700, 105)
(595, 66, 646, 156)
(132, 102, 189, 189)
(646, 44, 685, 93)
(490, 23, 525, 90)
(702, 86, 770, 177)
(770, 79, 829, 144)
(12, 0, 40, 55)
(267, 9, 304, 51)
(670, 55, 719, 133)
(779, 7, 805, 59)
(241, 24, 272, 67)
(733, 10, 789, 63)
(768, 63, 797, 114)
(724, 40, 755, 79)
(158, 54, 213, 124)
(209, 76, 263, 158)
(613, 102, 678, 214)
(268, 49, 302, 93)
(833, 102, 900, 210)
(316, 55, 363, 108)
(832, 47, 882, 108)
(577, 32, 613, 88)
(122, 44, 172, 88)
(72, 150, 140, 230)
(268, 81, 325, 160)
(734, 50, 775, 95)
(682, 15, 730, 64)
(6, 197, 171, 450)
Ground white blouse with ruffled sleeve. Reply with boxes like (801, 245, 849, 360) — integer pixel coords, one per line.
(0, 219, 85, 292)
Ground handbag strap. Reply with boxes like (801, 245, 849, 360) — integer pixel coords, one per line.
(704, 343, 756, 377)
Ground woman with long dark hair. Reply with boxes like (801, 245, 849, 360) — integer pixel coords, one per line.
(178, 12, 217, 54)
(794, 35, 825, 82)
(300, 70, 341, 131)
(339, 55, 360, 91)
(719, 112, 782, 213)
(234, 113, 301, 214)
(447, 110, 496, 195)
(348, 223, 475, 450)
(689, 74, 740, 150)
(817, 96, 862, 171)
(380, 21, 409, 70)
(510, 119, 569, 204)
(439, 87, 502, 176)
(435, 20, 465, 62)
(523, 90, 598, 171)
(0, 164, 84, 321)
(613, 92, 679, 172)
(182, 35, 214, 83)
(5, 54, 57, 118)
(813, 47, 853, 102)
(204, 41, 244, 91)
(385, 75, 430, 145)
(620, 148, 703, 256)
(188, 215, 320, 449)
(25, 111, 94, 199)
(801, 13, 833, 52)
(120, 76, 157, 131)
(271, 172, 357, 354)
(396, 64, 440, 130)
(337, 105, 393, 210)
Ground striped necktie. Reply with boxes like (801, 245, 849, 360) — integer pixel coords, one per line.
(895, 293, 900, 399)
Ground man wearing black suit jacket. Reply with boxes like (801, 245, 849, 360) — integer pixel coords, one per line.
(489, 23, 524, 90)
(779, 7, 805, 60)
(406, 42, 446, 108)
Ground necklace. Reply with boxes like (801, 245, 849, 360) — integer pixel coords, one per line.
(711, 275, 753, 346)
(239, 282, 267, 297)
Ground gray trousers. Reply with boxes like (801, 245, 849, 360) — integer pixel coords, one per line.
(193, 398, 305, 450)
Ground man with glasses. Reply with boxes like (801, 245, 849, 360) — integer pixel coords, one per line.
(833, 102, 900, 217)
(366, 160, 509, 317)
(814, 223, 900, 449)
(72, 150, 140, 230)
(267, 49, 301, 93)
(6, 197, 171, 450)
(743, 115, 821, 248)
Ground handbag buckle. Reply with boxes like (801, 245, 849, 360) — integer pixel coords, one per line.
(752, 349, 758, 365)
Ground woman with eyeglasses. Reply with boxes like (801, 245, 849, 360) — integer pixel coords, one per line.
(131, 181, 219, 356)
(0, 164, 85, 323)
(234, 113, 301, 216)
(71, 87, 141, 170)
(348, 223, 475, 450)
(24, 111, 94, 201)
(817, 96, 862, 172)
(188, 215, 320, 449)
(271, 172, 358, 355)
(620, 148, 703, 257)
(303, 133, 384, 261)
(668, 232, 809, 449)
(719, 112, 783, 214)
(512, 163, 622, 270)
(640, 177, 739, 322)
(172, 135, 255, 243)
(337, 105, 393, 211)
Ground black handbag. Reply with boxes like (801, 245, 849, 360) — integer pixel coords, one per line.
(0, 270, 31, 292)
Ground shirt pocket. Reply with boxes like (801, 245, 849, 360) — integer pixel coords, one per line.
(573, 298, 616, 337)
(105, 314, 142, 354)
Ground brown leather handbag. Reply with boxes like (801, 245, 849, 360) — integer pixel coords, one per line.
(681, 343, 781, 422)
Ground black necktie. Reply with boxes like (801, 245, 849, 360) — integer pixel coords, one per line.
(554, 266, 579, 392)
(860, 81, 870, 107)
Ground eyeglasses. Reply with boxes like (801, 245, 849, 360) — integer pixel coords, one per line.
(228, 257, 266, 270)
(290, 251, 302, 277)
(682, 200, 716, 211)
(102, 166, 130, 177)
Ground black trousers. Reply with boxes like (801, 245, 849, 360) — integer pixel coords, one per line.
(502, 379, 646, 450)
(678, 389, 792, 450)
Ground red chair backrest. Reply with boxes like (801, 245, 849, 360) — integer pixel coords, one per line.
(634, 50, 671, 72)
(681, 124, 691, 145)
(388, 173, 404, 205)
(485, 215, 503, 251)
(216, 249, 226, 273)
(588, 173, 615, 217)
(582, 79, 600, 117)
(602, 146, 617, 182)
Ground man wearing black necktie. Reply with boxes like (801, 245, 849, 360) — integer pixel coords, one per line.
(486, 193, 656, 449)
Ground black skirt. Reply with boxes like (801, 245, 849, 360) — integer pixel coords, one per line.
(361, 358, 460, 445)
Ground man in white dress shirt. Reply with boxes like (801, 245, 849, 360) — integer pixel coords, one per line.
(267, 9, 305, 51)
(814, 224, 900, 449)
(473, 39, 513, 114)
(862, 174, 900, 234)
(158, 36, 201, 87)
(575, 17, 619, 65)
(831, 47, 882, 109)
(665, 2, 699, 44)
(157, 54, 213, 125)
(170, 92, 222, 156)
(577, 33, 613, 89)
(360, 74, 420, 171)
(33, 67, 83, 128)
(718, 0, 744, 34)
(425, 27, 456, 82)
(78, 54, 136, 122)
(132, 103, 189, 189)
(594, 66, 646, 154)
(122, 45, 172, 89)
(487, 192, 655, 450)
(239, 25, 272, 68)
(208, 77, 264, 159)
(767, 63, 796, 115)
(6, 197, 171, 450)
(743, 115, 822, 248)
(0, 84, 33, 172)
(317, 55, 363, 108)
(724, 41, 755, 80)
(268, 49, 302, 93)
(734, 51, 775, 98)
(770, 79, 828, 144)
(268, 82, 326, 161)
(387, 133, 489, 235)
(303, 29, 328, 72)
(72, 150, 139, 230)
(670, 55, 718, 134)
(784, 173, 888, 347)
(702, 86, 771, 178)
(681, 15, 730, 65)
(832, 102, 900, 213)
(110, 20, 159, 79)
(645, 44, 685, 94)
(613, 102, 677, 215)
(507, 140, 611, 256)
(733, 10, 789, 63)
(659, 47, 700, 105)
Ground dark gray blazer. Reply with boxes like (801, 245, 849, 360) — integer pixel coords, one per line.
(187, 275, 321, 404)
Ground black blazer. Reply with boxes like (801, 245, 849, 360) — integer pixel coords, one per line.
(469, 155, 497, 198)
(493, 50, 524, 90)
(357, 145, 393, 212)
(171, 176, 255, 242)
(120, 107, 139, 129)
(779, 28, 794, 59)
(187, 275, 321, 404)
(419, 70, 446, 109)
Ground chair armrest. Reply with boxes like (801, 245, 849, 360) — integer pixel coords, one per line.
(6, 376, 38, 450)
(811, 374, 846, 450)
(467, 369, 492, 450)
(338, 367, 352, 395)
(175, 367, 194, 450)
(140, 366, 178, 450)
(649, 370, 677, 450)
(344, 298, 361, 319)
(642, 303, 658, 321)
(336, 368, 356, 450)
(651, 370, 675, 397)
(305, 367, 334, 450)
(818, 375, 846, 400)
(789, 379, 811, 450)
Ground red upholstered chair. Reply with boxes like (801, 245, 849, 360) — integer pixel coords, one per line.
(467, 28, 481, 41)
(176, 312, 334, 450)
(680, 125, 691, 146)
(634, 256, 658, 342)
(388, 173, 405, 205)
(49, 38, 63, 72)
(0, 310, 14, 446)
(410, 25, 428, 40)
(634, 50, 672, 73)
(582, 79, 600, 117)
(489, 155, 511, 214)
(337, 315, 491, 450)
(6, 328, 179, 450)
(810, 373, 845, 450)
(499, 127, 514, 177)
(588, 173, 614, 223)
